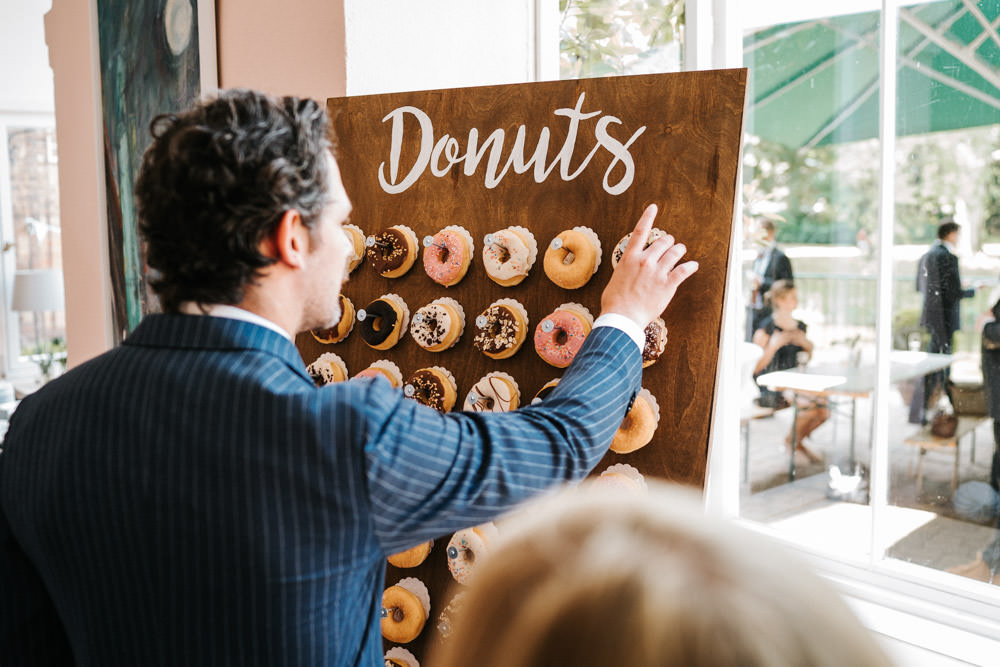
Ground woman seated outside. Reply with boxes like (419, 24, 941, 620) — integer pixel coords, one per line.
(432, 481, 892, 667)
(752, 279, 828, 465)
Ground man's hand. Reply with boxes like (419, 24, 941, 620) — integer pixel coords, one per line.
(600, 204, 699, 328)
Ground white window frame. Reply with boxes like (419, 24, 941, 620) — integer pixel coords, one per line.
(0, 111, 58, 382)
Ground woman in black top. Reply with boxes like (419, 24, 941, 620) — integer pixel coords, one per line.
(752, 280, 827, 465)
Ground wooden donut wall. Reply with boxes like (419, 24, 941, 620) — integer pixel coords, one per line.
(294, 70, 747, 663)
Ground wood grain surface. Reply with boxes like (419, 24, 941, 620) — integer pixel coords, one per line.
(294, 69, 746, 663)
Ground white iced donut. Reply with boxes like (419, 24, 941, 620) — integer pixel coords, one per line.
(446, 523, 498, 585)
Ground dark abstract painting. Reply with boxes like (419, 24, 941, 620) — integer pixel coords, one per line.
(97, 0, 205, 341)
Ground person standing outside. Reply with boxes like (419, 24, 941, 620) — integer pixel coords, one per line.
(910, 219, 977, 423)
(0, 89, 698, 666)
(747, 219, 793, 340)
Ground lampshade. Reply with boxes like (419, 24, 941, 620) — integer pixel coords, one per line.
(11, 269, 65, 313)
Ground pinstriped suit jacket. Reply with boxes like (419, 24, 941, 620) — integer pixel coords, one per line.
(0, 314, 640, 666)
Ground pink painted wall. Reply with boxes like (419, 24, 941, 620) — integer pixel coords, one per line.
(217, 0, 346, 101)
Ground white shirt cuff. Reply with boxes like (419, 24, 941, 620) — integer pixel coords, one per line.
(593, 313, 645, 354)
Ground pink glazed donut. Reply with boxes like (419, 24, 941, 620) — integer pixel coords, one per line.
(422, 226, 473, 287)
(533, 303, 593, 368)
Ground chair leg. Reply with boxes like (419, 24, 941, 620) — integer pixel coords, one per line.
(953, 443, 960, 494)
(917, 448, 925, 494)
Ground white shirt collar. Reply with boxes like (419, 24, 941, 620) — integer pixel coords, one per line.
(178, 302, 293, 341)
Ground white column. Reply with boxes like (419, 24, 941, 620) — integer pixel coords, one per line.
(45, 0, 115, 366)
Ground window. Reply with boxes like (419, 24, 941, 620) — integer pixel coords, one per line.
(560, 0, 1000, 644)
(0, 117, 65, 380)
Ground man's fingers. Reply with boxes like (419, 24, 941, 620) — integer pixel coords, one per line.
(624, 204, 657, 257)
(664, 260, 699, 287)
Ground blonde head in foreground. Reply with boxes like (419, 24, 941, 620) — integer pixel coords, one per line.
(432, 481, 891, 667)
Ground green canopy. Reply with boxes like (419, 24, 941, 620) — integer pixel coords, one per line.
(745, 0, 1000, 149)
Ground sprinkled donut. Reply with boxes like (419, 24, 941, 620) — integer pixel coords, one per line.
(306, 352, 348, 386)
(422, 225, 473, 287)
(611, 228, 668, 268)
(358, 294, 409, 350)
(381, 577, 430, 643)
(482, 226, 537, 287)
(367, 225, 419, 278)
(404, 366, 458, 412)
(643, 317, 668, 368)
(543, 226, 602, 289)
(409, 298, 465, 352)
(533, 302, 594, 368)
(472, 298, 529, 360)
(436, 591, 467, 640)
(309, 294, 355, 344)
(463, 372, 520, 412)
(446, 522, 498, 585)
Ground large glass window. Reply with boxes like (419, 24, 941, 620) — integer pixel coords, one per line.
(739, 0, 1000, 600)
(559, 0, 1000, 622)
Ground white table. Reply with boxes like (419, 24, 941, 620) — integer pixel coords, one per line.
(756, 351, 955, 480)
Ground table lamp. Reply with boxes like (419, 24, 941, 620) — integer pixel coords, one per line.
(11, 269, 65, 379)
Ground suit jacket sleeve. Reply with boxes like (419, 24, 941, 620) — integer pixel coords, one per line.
(360, 326, 641, 554)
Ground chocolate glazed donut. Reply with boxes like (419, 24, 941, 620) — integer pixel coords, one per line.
(359, 298, 399, 347)
(406, 370, 448, 411)
(367, 228, 410, 276)
(473, 306, 517, 356)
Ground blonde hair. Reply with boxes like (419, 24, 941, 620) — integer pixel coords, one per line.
(765, 278, 796, 307)
(432, 482, 891, 667)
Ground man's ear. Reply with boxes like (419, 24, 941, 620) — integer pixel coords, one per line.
(267, 209, 308, 268)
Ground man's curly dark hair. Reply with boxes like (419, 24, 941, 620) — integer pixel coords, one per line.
(135, 89, 333, 312)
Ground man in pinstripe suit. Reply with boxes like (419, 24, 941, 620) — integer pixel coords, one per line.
(0, 89, 698, 666)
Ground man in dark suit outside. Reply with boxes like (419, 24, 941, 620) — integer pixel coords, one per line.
(747, 218, 793, 340)
(0, 90, 698, 666)
(909, 220, 977, 424)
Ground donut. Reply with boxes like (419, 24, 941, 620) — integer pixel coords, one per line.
(610, 388, 660, 454)
(530, 378, 560, 405)
(306, 352, 348, 386)
(436, 591, 467, 640)
(384, 646, 420, 667)
(309, 294, 355, 344)
(422, 225, 473, 287)
(409, 298, 465, 352)
(611, 228, 669, 268)
(472, 298, 529, 360)
(463, 372, 520, 412)
(592, 463, 647, 494)
(387, 540, 433, 568)
(404, 366, 458, 412)
(381, 577, 430, 643)
(384, 647, 419, 667)
(642, 317, 668, 368)
(366, 225, 419, 278)
(533, 302, 594, 368)
(343, 223, 366, 274)
(358, 294, 409, 350)
(543, 226, 602, 289)
(352, 359, 403, 388)
(482, 226, 537, 286)
(446, 522, 499, 585)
